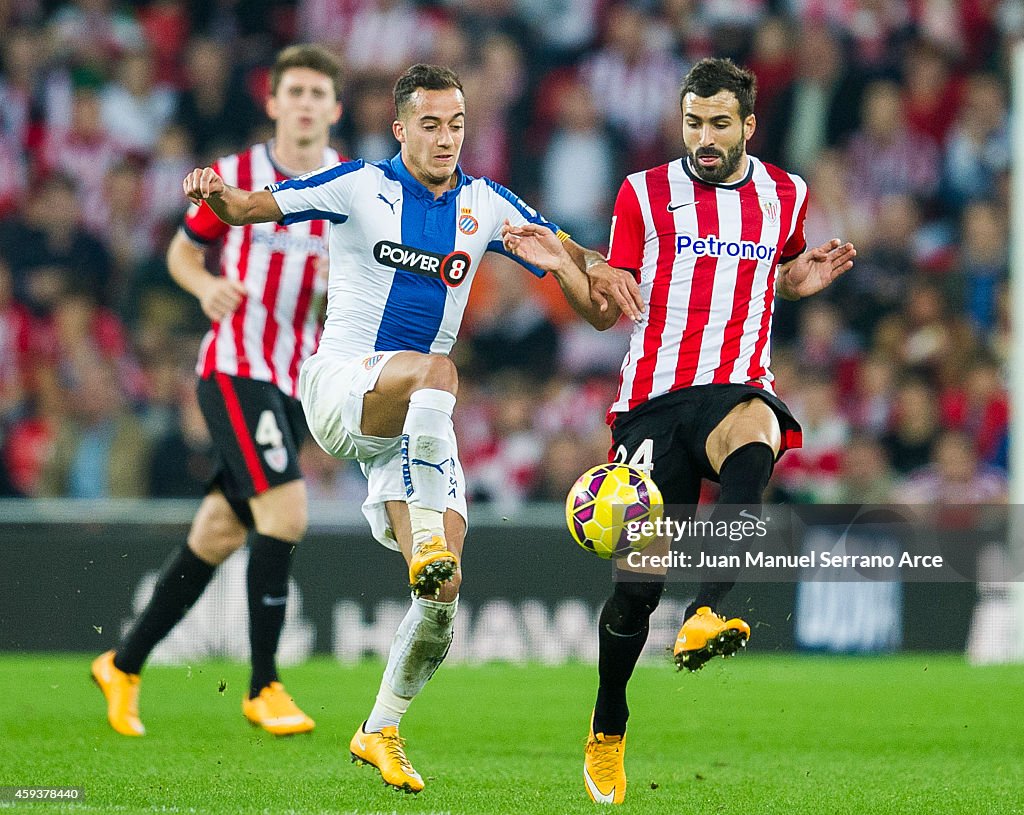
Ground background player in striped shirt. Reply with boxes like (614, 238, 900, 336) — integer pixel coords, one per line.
(92, 45, 343, 738)
(182, 63, 634, 793)
(505, 57, 856, 804)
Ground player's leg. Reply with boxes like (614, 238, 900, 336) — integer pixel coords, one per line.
(247, 482, 307, 700)
(351, 504, 465, 794)
(299, 350, 462, 781)
(92, 490, 247, 735)
(674, 394, 781, 671)
(594, 556, 667, 734)
(222, 383, 315, 734)
(586, 406, 695, 804)
(241, 477, 316, 735)
(118, 491, 248, 673)
(361, 352, 459, 596)
(586, 546, 668, 805)
(689, 396, 779, 616)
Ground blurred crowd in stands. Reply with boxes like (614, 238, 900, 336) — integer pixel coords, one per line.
(0, 0, 1016, 509)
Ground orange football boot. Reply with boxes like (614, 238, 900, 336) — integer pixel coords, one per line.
(350, 722, 424, 793)
(584, 717, 626, 804)
(408, 535, 458, 596)
(673, 606, 750, 671)
(242, 682, 315, 735)
(91, 651, 144, 736)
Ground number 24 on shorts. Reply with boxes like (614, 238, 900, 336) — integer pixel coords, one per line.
(614, 438, 653, 475)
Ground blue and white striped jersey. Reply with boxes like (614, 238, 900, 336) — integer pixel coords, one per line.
(269, 154, 560, 359)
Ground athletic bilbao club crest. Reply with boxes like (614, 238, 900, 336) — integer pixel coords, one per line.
(458, 208, 479, 235)
(363, 353, 384, 370)
(264, 446, 288, 473)
(759, 198, 780, 225)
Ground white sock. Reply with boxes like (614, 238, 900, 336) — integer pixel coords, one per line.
(402, 388, 456, 546)
(364, 682, 411, 732)
(409, 504, 445, 550)
(365, 595, 459, 731)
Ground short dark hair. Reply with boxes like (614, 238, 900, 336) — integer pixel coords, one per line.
(394, 64, 464, 118)
(270, 44, 343, 100)
(679, 58, 757, 119)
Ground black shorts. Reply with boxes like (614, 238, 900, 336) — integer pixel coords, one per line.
(196, 373, 307, 525)
(609, 384, 802, 505)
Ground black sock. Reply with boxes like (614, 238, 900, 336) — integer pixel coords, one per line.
(686, 442, 774, 620)
(593, 580, 664, 736)
(247, 533, 295, 697)
(114, 544, 216, 675)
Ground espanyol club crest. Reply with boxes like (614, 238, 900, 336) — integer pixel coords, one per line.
(759, 197, 780, 225)
(264, 446, 288, 473)
(363, 353, 384, 370)
(458, 208, 479, 235)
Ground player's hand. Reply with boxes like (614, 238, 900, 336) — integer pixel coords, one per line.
(778, 238, 856, 299)
(501, 221, 569, 271)
(587, 261, 644, 323)
(199, 276, 247, 322)
(183, 167, 226, 206)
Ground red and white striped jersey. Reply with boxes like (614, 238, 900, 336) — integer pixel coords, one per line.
(607, 155, 808, 418)
(183, 142, 341, 398)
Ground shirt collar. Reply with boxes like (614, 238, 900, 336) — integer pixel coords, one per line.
(265, 140, 334, 179)
(387, 153, 465, 202)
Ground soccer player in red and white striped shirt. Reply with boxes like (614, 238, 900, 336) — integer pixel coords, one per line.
(92, 45, 344, 739)
(505, 57, 856, 804)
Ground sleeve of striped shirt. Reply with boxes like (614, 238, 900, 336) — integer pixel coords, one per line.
(483, 179, 560, 278)
(267, 159, 364, 225)
(779, 179, 809, 263)
(606, 178, 644, 279)
(182, 159, 231, 244)
(182, 200, 231, 245)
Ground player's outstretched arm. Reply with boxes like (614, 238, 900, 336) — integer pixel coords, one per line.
(776, 238, 856, 301)
(563, 239, 644, 324)
(183, 167, 284, 226)
(502, 222, 620, 330)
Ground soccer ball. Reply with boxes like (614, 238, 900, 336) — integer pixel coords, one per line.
(565, 463, 664, 559)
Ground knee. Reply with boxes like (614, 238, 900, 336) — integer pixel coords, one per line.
(256, 505, 307, 543)
(721, 429, 776, 463)
(413, 354, 458, 396)
(188, 493, 249, 564)
(726, 401, 779, 454)
(708, 399, 780, 472)
(251, 483, 308, 543)
(189, 521, 245, 565)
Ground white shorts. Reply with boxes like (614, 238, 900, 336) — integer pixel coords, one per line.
(298, 350, 467, 550)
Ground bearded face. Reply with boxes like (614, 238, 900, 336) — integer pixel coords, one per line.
(681, 90, 753, 185)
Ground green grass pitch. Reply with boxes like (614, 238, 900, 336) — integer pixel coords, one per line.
(1, 654, 1022, 814)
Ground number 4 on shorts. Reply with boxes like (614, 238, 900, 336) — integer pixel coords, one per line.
(255, 410, 284, 449)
